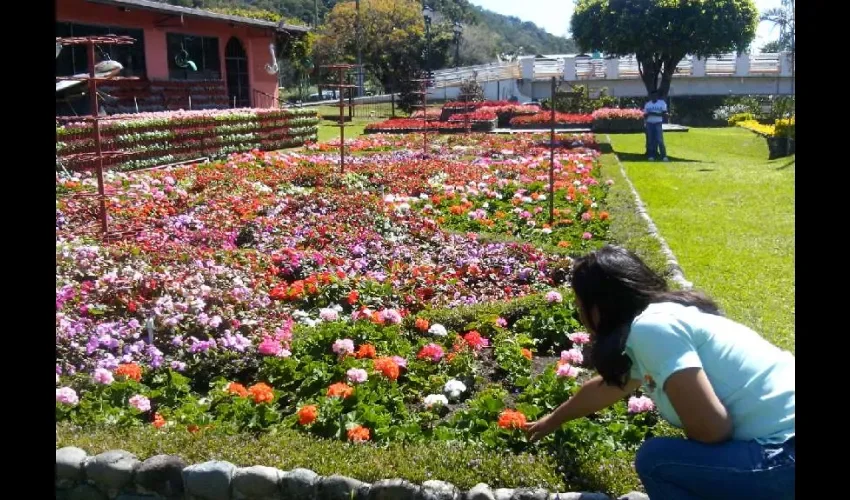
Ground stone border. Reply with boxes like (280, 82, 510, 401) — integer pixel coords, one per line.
(605, 134, 693, 290)
(56, 446, 649, 500)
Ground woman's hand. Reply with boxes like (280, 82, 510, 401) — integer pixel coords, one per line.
(526, 414, 559, 442)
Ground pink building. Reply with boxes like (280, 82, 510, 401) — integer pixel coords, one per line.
(56, 0, 309, 113)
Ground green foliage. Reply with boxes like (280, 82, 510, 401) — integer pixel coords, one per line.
(571, 0, 758, 96)
(512, 301, 583, 355)
(458, 79, 485, 102)
(542, 85, 616, 114)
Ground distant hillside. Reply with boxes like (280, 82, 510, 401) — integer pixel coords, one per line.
(155, 0, 575, 64)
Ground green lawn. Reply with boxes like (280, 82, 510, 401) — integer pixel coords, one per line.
(607, 127, 795, 352)
(317, 121, 367, 143)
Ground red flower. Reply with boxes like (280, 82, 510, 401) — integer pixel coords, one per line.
(373, 357, 400, 381)
(347, 425, 371, 442)
(248, 383, 274, 404)
(348, 290, 360, 305)
(463, 331, 490, 350)
(498, 409, 528, 430)
(152, 412, 166, 429)
(297, 405, 318, 425)
(355, 344, 377, 359)
(415, 317, 430, 332)
(327, 382, 354, 399)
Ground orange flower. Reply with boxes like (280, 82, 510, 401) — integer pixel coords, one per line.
(521, 348, 533, 360)
(348, 290, 360, 305)
(297, 405, 318, 425)
(327, 382, 354, 399)
(599, 211, 610, 221)
(248, 382, 275, 404)
(498, 409, 528, 430)
(449, 205, 465, 215)
(152, 413, 166, 429)
(347, 425, 371, 442)
(373, 357, 400, 381)
(415, 317, 430, 332)
(557, 241, 571, 248)
(187, 424, 199, 434)
(115, 363, 142, 382)
(226, 382, 249, 398)
(355, 344, 377, 359)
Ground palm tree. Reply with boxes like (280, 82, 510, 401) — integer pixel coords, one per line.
(760, 0, 794, 53)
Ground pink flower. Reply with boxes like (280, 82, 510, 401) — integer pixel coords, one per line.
(129, 394, 151, 412)
(347, 368, 368, 384)
(258, 337, 283, 356)
(545, 291, 563, 303)
(581, 212, 592, 222)
(628, 395, 655, 413)
(320, 308, 339, 321)
(92, 368, 114, 385)
(556, 363, 581, 378)
(391, 355, 408, 369)
(568, 332, 591, 345)
(381, 309, 403, 325)
(332, 338, 355, 356)
(582, 232, 593, 240)
(418, 343, 445, 362)
(496, 317, 508, 328)
(560, 348, 584, 365)
(606, 179, 615, 186)
(56, 387, 79, 406)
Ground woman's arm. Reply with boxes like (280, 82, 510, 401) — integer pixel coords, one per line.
(526, 375, 641, 441)
(664, 367, 733, 443)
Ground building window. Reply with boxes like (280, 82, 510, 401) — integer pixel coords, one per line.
(56, 22, 146, 77)
(166, 33, 221, 80)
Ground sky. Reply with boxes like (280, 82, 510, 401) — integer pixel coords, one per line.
(466, 0, 786, 52)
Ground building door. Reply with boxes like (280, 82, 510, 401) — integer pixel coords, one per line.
(225, 37, 250, 108)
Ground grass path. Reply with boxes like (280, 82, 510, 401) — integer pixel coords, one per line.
(607, 128, 795, 352)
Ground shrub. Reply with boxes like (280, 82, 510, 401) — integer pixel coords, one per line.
(774, 117, 795, 140)
(727, 113, 755, 126)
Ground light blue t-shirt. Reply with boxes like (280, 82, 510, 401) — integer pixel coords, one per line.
(625, 302, 795, 444)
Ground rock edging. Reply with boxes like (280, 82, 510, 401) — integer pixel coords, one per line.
(56, 446, 649, 500)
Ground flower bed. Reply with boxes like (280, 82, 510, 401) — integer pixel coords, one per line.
(735, 118, 795, 159)
(56, 108, 319, 172)
(447, 110, 498, 132)
(364, 118, 465, 134)
(56, 133, 661, 488)
(591, 108, 645, 133)
(509, 112, 593, 129)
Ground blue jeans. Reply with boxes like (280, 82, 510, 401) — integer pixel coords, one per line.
(635, 436, 795, 499)
(645, 122, 666, 158)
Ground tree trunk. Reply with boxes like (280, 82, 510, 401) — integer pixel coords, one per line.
(637, 56, 683, 98)
(657, 60, 679, 99)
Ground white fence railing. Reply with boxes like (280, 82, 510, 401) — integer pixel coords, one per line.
(430, 53, 794, 88)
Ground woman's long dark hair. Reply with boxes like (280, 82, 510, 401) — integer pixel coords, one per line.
(570, 245, 721, 388)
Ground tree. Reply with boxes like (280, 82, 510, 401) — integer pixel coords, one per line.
(760, 0, 794, 52)
(570, 0, 758, 97)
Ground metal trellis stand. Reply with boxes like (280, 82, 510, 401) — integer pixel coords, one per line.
(320, 64, 360, 173)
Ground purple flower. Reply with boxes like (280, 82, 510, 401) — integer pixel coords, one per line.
(546, 291, 563, 303)
(170, 361, 187, 372)
(56, 387, 79, 405)
(332, 338, 355, 356)
(92, 368, 114, 385)
(129, 394, 151, 412)
(347, 368, 368, 384)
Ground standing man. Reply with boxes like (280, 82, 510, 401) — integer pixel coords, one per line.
(644, 91, 669, 161)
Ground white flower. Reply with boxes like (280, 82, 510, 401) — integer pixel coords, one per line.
(424, 394, 449, 409)
(444, 379, 467, 400)
(428, 324, 448, 337)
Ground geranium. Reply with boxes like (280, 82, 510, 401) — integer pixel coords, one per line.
(373, 357, 400, 381)
(347, 425, 371, 442)
(463, 331, 490, 350)
(498, 409, 528, 430)
(333, 339, 355, 356)
(556, 363, 581, 378)
(248, 383, 275, 404)
(428, 324, 448, 337)
(129, 394, 151, 412)
(568, 332, 591, 345)
(355, 344, 377, 359)
(415, 317, 430, 332)
(417, 343, 445, 362)
(591, 108, 644, 121)
(546, 290, 563, 303)
(92, 368, 114, 385)
(297, 405, 318, 425)
(327, 382, 354, 399)
(521, 348, 533, 360)
(153, 412, 167, 428)
(56, 387, 79, 406)
(424, 394, 449, 409)
(391, 356, 408, 369)
(510, 112, 593, 127)
(226, 382, 249, 398)
(443, 379, 467, 400)
(628, 395, 655, 414)
(115, 363, 142, 382)
(319, 308, 339, 321)
(347, 368, 368, 384)
(560, 348, 584, 365)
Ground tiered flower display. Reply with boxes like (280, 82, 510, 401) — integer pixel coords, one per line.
(56, 132, 657, 457)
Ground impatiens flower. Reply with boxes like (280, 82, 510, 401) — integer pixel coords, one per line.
(498, 409, 527, 430)
(521, 348, 533, 360)
(463, 331, 490, 350)
(226, 382, 249, 397)
(248, 383, 274, 404)
(373, 357, 400, 380)
(568, 332, 591, 345)
(319, 308, 339, 321)
(327, 382, 354, 399)
(347, 368, 368, 384)
(556, 363, 581, 378)
(355, 344, 377, 359)
(115, 363, 142, 382)
(428, 324, 448, 337)
(347, 424, 370, 442)
(56, 387, 79, 406)
(424, 394, 449, 409)
(443, 379, 467, 400)
(153, 413, 166, 429)
(561, 348, 584, 365)
(628, 395, 655, 414)
(546, 291, 563, 303)
(129, 394, 151, 412)
(332, 339, 355, 356)
(417, 343, 445, 362)
(92, 368, 114, 385)
(297, 405, 318, 425)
